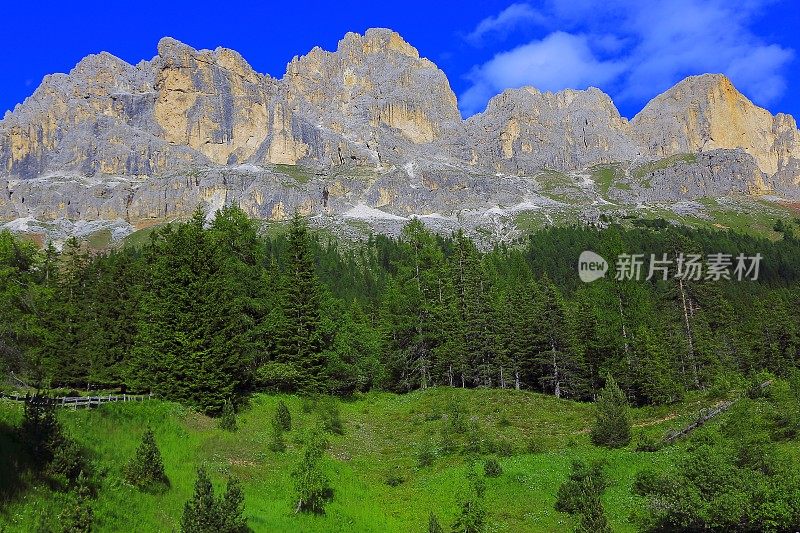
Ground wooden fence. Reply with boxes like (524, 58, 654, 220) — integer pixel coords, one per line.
(0, 392, 153, 409)
(663, 380, 772, 444)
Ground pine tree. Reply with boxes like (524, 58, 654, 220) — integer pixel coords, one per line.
(292, 431, 331, 513)
(57, 471, 93, 533)
(271, 213, 327, 393)
(275, 400, 292, 431)
(181, 468, 219, 533)
(219, 400, 238, 432)
(124, 428, 169, 492)
(591, 375, 632, 448)
(451, 466, 486, 533)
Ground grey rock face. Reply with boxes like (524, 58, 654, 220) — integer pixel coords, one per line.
(615, 149, 768, 203)
(466, 87, 642, 173)
(1, 30, 799, 245)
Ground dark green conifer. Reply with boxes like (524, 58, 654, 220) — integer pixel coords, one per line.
(124, 428, 169, 492)
(591, 374, 632, 448)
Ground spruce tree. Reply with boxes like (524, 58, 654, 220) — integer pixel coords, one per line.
(574, 489, 611, 533)
(269, 419, 287, 453)
(555, 460, 610, 532)
(181, 468, 219, 533)
(57, 471, 93, 533)
(591, 375, 632, 448)
(19, 394, 63, 468)
(451, 466, 486, 533)
(292, 431, 331, 513)
(124, 428, 169, 492)
(271, 213, 327, 393)
(217, 477, 248, 533)
(275, 400, 292, 431)
(132, 207, 257, 414)
(180, 468, 248, 533)
(219, 400, 238, 432)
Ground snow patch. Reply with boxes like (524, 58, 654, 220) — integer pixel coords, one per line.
(344, 204, 408, 221)
(1, 217, 37, 232)
(233, 164, 264, 173)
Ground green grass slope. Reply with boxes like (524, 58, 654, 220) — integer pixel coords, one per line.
(0, 388, 718, 532)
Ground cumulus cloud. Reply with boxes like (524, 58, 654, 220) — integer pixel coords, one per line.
(466, 3, 546, 44)
(460, 32, 625, 115)
(460, 0, 794, 115)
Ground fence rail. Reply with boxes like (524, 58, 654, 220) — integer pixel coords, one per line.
(663, 380, 772, 443)
(0, 392, 153, 409)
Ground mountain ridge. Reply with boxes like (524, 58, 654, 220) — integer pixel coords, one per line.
(1, 28, 799, 246)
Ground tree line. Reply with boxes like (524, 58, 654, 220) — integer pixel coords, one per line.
(1, 207, 799, 412)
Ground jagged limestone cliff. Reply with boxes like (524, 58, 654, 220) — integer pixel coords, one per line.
(1, 30, 799, 244)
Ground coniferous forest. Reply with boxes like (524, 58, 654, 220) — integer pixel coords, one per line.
(3, 207, 800, 408)
(2, 208, 800, 531)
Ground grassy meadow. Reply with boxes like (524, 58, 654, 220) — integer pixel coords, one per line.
(0, 388, 723, 532)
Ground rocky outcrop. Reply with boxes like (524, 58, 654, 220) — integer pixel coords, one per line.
(466, 87, 641, 173)
(617, 149, 769, 203)
(1, 31, 800, 244)
(632, 74, 800, 177)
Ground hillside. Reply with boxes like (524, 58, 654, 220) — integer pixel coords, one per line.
(0, 388, 729, 532)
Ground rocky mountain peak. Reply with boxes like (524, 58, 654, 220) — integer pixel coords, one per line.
(1, 30, 799, 245)
(338, 28, 421, 60)
(631, 73, 799, 176)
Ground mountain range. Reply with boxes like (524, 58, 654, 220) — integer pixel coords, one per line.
(2, 28, 799, 246)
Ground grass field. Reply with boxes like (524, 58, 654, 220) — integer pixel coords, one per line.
(0, 388, 723, 532)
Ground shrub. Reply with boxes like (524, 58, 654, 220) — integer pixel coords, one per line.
(526, 436, 545, 454)
(444, 401, 468, 434)
(591, 375, 631, 448)
(494, 438, 515, 457)
(124, 429, 169, 492)
(275, 401, 292, 431)
(417, 440, 436, 467)
(180, 468, 248, 533)
(219, 400, 237, 432)
(57, 472, 93, 533)
(292, 431, 332, 514)
(463, 421, 484, 455)
(634, 433, 662, 452)
(385, 470, 405, 487)
(483, 458, 502, 478)
(318, 398, 344, 435)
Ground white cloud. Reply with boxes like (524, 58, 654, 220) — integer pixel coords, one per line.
(460, 32, 625, 115)
(466, 3, 545, 44)
(460, 0, 794, 115)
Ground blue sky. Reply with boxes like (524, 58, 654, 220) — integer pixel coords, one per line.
(3, 0, 798, 119)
